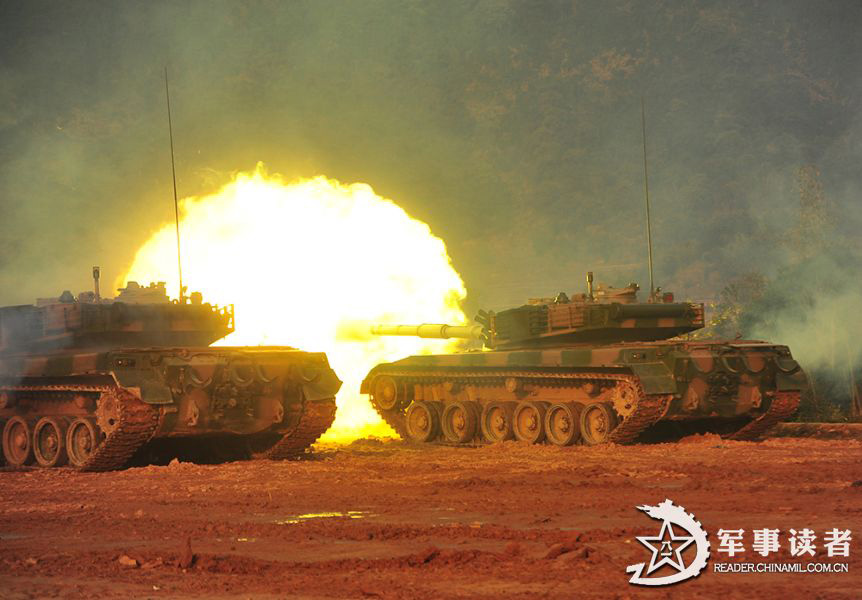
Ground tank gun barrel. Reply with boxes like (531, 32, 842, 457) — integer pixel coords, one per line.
(370, 324, 486, 341)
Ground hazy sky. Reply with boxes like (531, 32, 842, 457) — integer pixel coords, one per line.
(1, 0, 860, 315)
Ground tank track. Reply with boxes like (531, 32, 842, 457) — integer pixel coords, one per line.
(0, 383, 159, 471)
(370, 393, 409, 440)
(81, 388, 159, 471)
(262, 397, 337, 459)
(608, 390, 672, 444)
(368, 369, 671, 445)
(724, 390, 800, 441)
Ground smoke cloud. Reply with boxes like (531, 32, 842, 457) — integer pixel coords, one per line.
(1, 2, 861, 373)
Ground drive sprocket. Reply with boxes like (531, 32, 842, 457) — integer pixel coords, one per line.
(96, 390, 123, 437)
(611, 383, 638, 419)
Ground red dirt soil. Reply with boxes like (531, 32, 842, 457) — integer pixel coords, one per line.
(1, 435, 860, 599)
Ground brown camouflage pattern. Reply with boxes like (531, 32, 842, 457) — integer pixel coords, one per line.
(489, 297, 705, 347)
(0, 296, 236, 352)
(361, 293, 805, 446)
(363, 339, 804, 418)
(0, 294, 340, 470)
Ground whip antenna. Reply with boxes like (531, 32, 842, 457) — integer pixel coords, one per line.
(164, 67, 184, 302)
(641, 97, 655, 301)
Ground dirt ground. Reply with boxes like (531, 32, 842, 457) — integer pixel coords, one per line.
(1, 430, 860, 599)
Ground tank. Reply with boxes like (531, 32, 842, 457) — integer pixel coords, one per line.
(0, 268, 341, 470)
(361, 273, 805, 447)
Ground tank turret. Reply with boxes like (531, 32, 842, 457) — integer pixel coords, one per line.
(1, 275, 234, 352)
(371, 273, 704, 349)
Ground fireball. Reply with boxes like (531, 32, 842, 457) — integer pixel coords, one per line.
(122, 165, 466, 441)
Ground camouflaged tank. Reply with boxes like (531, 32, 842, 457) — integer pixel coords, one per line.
(0, 269, 340, 470)
(361, 274, 805, 447)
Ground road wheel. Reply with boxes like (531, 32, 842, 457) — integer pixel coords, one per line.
(545, 403, 582, 446)
(372, 376, 403, 411)
(33, 417, 68, 468)
(513, 400, 548, 444)
(2, 416, 33, 466)
(580, 402, 618, 445)
(480, 401, 516, 442)
(405, 400, 441, 443)
(67, 418, 99, 467)
(441, 401, 479, 443)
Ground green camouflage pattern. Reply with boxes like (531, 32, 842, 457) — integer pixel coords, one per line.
(0, 281, 340, 469)
(361, 281, 805, 445)
(363, 339, 805, 421)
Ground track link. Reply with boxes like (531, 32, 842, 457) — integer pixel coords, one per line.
(263, 398, 337, 459)
(368, 369, 670, 445)
(81, 388, 159, 471)
(724, 390, 800, 441)
(371, 396, 409, 440)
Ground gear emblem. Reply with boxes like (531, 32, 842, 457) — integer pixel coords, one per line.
(627, 499, 710, 586)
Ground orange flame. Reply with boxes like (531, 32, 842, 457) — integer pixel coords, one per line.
(123, 165, 466, 441)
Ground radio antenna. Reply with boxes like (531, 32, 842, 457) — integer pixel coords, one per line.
(641, 97, 655, 301)
(164, 67, 184, 302)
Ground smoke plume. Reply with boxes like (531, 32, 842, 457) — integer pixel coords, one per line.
(1, 2, 861, 375)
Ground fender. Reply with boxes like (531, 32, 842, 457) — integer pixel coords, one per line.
(111, 369, 174, 404)
(298, 366, 343, 402)
(628, 362, 677, 395)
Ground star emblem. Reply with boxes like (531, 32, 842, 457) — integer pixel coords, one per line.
(636, 520, 695, 575)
